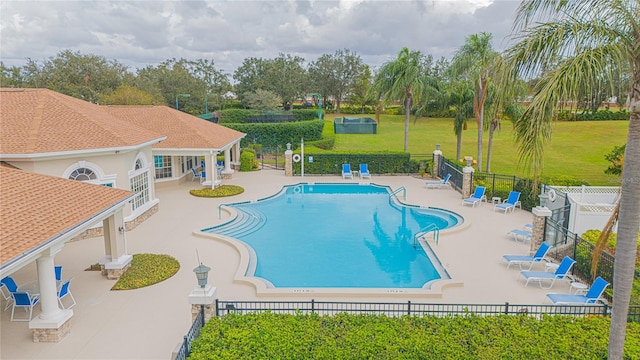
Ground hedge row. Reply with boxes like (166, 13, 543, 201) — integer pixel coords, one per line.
(291, 150, 416, 175)
(556, 109, 630, 121)
(189, 312, 640, 359)
(225, 119, 325, 148)
(219, 109, 320, 123)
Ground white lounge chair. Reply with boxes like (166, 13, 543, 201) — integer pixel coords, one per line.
(359, 164, 371, 179)
(546, 277, 609, 304)
(503, 242, 551, 270)
(462, 186, 486, 207)
(342, 164, 353, 179)
(425, 174, 451, 189)
(494, 191, 521, 213)
(520, 256, 575, 289)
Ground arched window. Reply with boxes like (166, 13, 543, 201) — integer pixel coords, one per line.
(135, 158, 144, 170)
(69, 168, 97, 181)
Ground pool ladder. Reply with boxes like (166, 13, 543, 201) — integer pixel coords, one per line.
(389, 186, 406, 201)
(413, 224, 440, 249)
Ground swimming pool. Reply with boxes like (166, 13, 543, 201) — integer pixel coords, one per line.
(203, 183, 463, 291)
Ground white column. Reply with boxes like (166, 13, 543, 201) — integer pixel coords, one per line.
(102, 212, 132, 274)
(30, 244, 72, 329)
(224, 148, 232, 172)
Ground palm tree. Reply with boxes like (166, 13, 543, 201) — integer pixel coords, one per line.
(372, 48, 429, 152)
(451, 32, 499, 172)
(503, 1, 640, 358)
(449, 79, 474, 161)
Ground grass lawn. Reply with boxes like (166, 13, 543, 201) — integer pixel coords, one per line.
(329, 114, 627, 185)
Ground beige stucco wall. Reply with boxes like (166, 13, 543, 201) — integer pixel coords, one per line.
(8, 146, 156, 221)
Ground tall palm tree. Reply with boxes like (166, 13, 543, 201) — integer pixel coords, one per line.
(372, 48, 429, 152)
(449, 79, 474, 161)
(451, 33, 499, 172)
(503, 1, 640, 358)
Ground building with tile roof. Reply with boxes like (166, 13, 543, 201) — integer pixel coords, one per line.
(0, 88, 245, 340)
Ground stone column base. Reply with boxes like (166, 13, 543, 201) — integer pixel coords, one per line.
(30, 312, 73, 343)
(100, 254, 133, 280)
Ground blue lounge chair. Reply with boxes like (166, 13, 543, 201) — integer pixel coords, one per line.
(462, 186, 486, 207)
(503, 242, 551, 270)
(494, 191, 521, 213)
(546, 277, 610, 304)
(342, 164, 353, 179)
(426, 174, 451, 189)
(359, 164, 371, 179)
(0, 276, 18, 311)
(520, 256, 575, 288)
(10, 292, 39, 322)
(55, 266, 62, 285)
(507, 229, 532, 243)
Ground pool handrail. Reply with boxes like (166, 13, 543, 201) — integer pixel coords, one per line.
(414, 224, 440, 248)
(389, 186, 406, 201)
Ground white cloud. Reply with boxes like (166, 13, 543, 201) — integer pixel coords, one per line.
(0, 0, 521, 73)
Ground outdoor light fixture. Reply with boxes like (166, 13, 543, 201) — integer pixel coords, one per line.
(175, 93, 191, 110)
(286, 143, 291, 150)
(193, 263, 211, 288)
(436, 144, 441, 151)
(118, 226, 125, 234)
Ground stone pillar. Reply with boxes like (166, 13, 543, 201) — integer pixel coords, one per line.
(462, 160, 474, 199)
(189, 285, 218, 323)
(100, 211, 132, 280)
(432, 144, 442, 178)
(30, 245, 73, 342)
(531, 206, 552, 253)
(285, 144, 293, 177)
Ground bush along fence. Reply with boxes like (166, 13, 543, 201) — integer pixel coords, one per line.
(176, 299, 640, 359)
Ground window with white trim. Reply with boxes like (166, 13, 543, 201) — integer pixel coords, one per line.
(69, 168, 97, 181)
(154, 155, 172, 179)
(130, 171, 150, 211)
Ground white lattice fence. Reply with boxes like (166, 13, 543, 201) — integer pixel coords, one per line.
(550, 186, 620, 236)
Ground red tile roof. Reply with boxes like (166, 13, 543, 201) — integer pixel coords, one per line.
(102, 106, 246, 150)
(0, 88, 165, 154)
(0, 166, 134, 266)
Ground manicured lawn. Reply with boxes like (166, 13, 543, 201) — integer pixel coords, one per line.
(329, 115, 628, 185)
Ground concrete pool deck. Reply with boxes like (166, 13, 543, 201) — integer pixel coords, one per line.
(1, 170, 574, 359)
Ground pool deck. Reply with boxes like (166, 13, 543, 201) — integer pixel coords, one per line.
(1, 170, 574, 359)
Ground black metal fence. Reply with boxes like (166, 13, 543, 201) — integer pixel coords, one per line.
(174, 306, 205, 360)
(437, 157, 463, 191)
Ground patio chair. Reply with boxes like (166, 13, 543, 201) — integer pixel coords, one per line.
(507, 229, 532, 243)
(503, 242, 551, 270)
(55, 266, 62, 286)
(462, 186, 486, 207)
(342, 164, 353, 179)
(10, 292, 40, 322)
(359, 164, 371, 179)
(546, 277, 610, 305)
(520, 256, 576, 289)
(1, 276, 18, 311)
(191, 168, 203, 182)
(57, 278, 76, 309)
(425, 173, 451, 189)
(494, 191, 521, 213)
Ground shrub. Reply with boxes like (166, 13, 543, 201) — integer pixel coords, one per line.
(240, 149, 257, 171)
(189, 312, 640, 359)
(111, 253, 179, 290)
(189, 185, 245, 198)
(225, 119, 325, 148)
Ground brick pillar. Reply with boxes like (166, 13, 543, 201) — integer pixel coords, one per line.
(285, 145, 293, 177)
(188, 286, 217, 323)
(462, 163, 474, 199)
(432, 144, 442, 178)
(531, 206, 552, 253)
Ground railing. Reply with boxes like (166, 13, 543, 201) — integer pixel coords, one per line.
(413, 224, 440, 248)
(214, 299, 626, 319)
(389, 186, 406, 201)
(173, 306, 205, 360)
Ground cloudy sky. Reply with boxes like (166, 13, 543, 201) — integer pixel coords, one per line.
(0, 0, 521, 75)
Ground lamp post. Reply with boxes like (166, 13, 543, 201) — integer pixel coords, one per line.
(175, 93, 191, 110)
(193, 263, 211, 288)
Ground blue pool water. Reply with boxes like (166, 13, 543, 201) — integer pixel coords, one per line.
(204, 183, 462, 288)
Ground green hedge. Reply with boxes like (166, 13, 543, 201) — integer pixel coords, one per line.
(556, 109, 630, 121)
(189, 312, 640, 359)
(291, 150, 413, 175)
(219, 109, 319, 123)
(225, 120, 325, 148)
